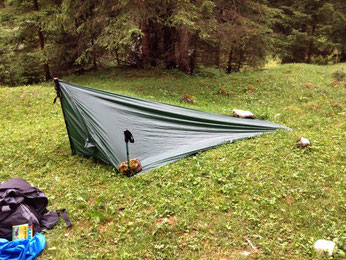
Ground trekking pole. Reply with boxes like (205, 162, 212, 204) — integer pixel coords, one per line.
(124, 129, 134, 173)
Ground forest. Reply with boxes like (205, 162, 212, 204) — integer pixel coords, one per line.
(0, 0, 345, 86)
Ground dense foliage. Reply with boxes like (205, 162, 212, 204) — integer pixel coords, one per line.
(0, 0, 345, 85)
(270, 0, 346, 64)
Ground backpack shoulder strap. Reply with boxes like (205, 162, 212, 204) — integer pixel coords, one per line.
(57, 209, 72, 228)
(40, 209, 72, 230)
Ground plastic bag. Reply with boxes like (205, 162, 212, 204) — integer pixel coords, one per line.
(0, 233, 46, 260)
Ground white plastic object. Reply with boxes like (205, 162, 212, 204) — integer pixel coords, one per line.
(314, 239, 335, 255)
(232, 109, 255, 119)
(297, 137, 311, 147)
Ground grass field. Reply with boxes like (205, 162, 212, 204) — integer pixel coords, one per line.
(0, 63, 345, 259)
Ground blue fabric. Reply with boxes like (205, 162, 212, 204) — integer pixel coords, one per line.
(0, 233, 46, 260)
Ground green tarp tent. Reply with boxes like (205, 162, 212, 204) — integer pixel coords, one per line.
(55, 80, 290, 174)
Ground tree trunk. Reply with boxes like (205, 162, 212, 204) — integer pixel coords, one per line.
(340, 47, 346, 62)
(141, 21, 151, 67)
(307, 24, 316, 64)
(189, 34, 198, 74)
(178, 27, 190, 74)
(236, 47, 244, 72)
(91, 39, 97, 68)
(149, 20, 160, 67)
(163, 26, 176, 69)
(227, 48, 233, 74)
(114, 49, 121, 65)
(215, 43, 220, 68)
(33, 0, 51, 81)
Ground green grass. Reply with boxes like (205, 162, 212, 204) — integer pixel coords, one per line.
(0, 63, 345, 259)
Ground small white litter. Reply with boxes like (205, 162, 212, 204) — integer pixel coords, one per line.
(297, 137, 311, 147)
(246, 238, 257, 250)
(314, 239, 335, 255)
(232, 109, 255, 119)
(240, 251, 251, 256)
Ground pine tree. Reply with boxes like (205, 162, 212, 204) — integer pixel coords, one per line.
(269, 0, 346, 64)
(0, 0, 55, 84)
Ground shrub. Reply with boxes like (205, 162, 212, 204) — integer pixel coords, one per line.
(304, 83, 316, 89)
(247, 84, 255, 90)
(330, 80, 339, 86)
(180, 94, 195, 104)
(332, 70, 345, 81)
(218, 88, 228, 95)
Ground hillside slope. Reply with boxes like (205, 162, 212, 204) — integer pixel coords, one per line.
(0, 63, 345, 259)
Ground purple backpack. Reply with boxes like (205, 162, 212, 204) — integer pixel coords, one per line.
(0, 178, 71, 240)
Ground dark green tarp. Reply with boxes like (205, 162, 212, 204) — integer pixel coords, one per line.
(56, 80, 290, 174)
